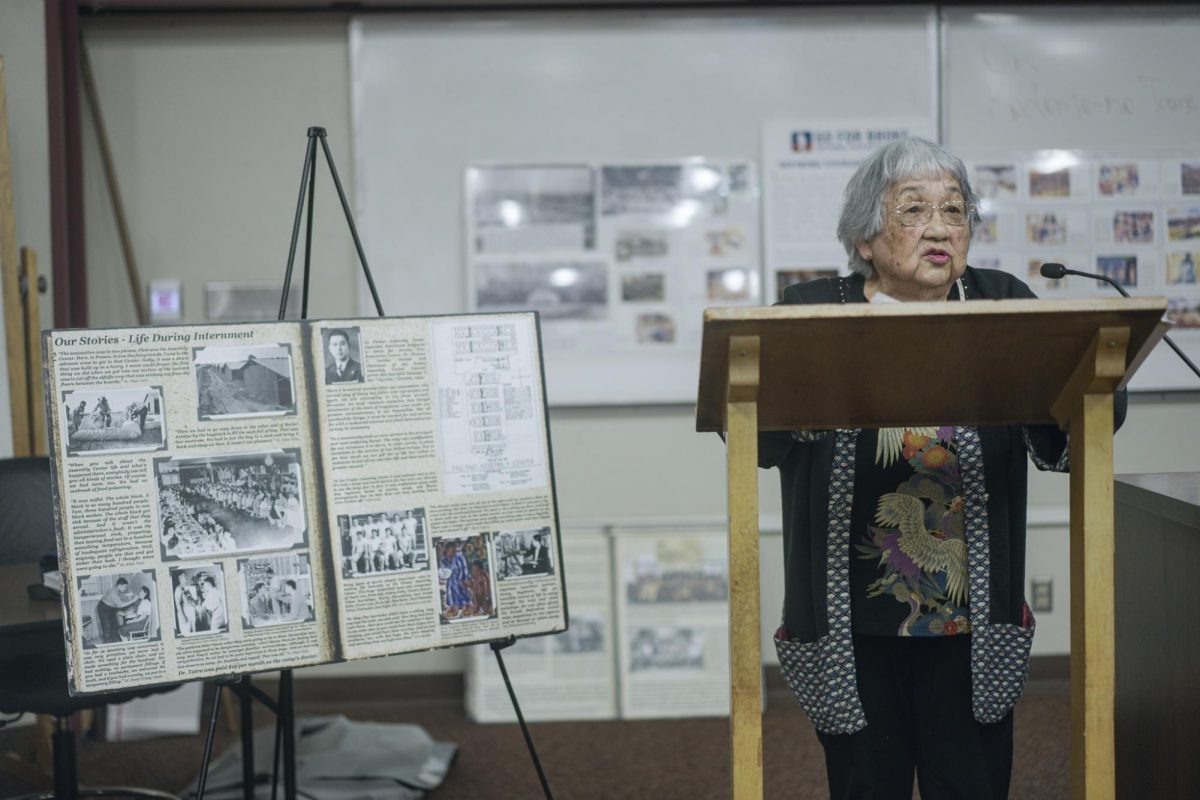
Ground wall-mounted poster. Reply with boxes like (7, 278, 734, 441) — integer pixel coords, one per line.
(465, 160, 760, 405)
(44, 313, 566, 694)
(761, 117, 937, 296)
(614, 529, 732, 719)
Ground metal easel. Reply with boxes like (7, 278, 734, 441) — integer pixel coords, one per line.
(191, 126, 385, 800)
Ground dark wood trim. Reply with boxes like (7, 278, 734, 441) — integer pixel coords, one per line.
(44, 0, 68, 327)
(73, 0, 1200, 14)
(45, 0, 87, 329)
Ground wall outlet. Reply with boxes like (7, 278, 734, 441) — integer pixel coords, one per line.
(1030, 577, 1053, 613)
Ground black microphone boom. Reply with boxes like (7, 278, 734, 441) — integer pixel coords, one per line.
(1038, 262, 1200, 381)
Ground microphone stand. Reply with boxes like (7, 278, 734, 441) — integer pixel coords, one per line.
(1051, 265, 1200, 381)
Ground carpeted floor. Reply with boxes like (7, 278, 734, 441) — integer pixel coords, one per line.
(0, 676, 1070, 799)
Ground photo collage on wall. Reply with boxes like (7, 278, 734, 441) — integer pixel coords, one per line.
(964, 153, 1200, 330)
(465, 161, 761, 352)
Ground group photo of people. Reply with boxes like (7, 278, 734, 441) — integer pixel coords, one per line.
(338, 508, 428, 578)
(493, 528, 554, 580)
(62, 386, 166, 455)
(155, 450, 308, 559)
(170, 565, 229, 637)
(1112, 210, 1155, 244)
(1097, 254, 1139, 287)
(78, 570, 161, 648)
(237, 554, 314, 628)
(435, 534, 496, 623)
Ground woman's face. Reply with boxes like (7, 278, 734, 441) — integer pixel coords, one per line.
(856, 174, 971, 300)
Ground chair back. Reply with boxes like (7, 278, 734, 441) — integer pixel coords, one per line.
(0, 456, 57, 565)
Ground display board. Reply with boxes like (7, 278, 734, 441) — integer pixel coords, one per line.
(944, 6, 1200, 391)
(44, 313, 566, 694)
(350, 8, 938, 404)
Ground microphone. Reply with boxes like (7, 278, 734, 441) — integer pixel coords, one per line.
(1038, 263, 1200, 380)
(1039, 262, 1130, 298)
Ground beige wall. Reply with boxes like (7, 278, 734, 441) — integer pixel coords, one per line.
(82, 15, 358, 328)
(0, 0, 53, 457)
(0, 11, 1194, 679)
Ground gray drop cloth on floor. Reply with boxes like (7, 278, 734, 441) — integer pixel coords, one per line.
(183, 715, 456, 800)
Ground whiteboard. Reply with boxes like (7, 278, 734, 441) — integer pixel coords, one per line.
(944, 6, 1200, 391)
(350, 8, 937, 405)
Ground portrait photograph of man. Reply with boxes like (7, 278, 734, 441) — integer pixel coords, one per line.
(323, 326, 365, 384)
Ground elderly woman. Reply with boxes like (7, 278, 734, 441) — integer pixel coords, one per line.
(762, 137, 1125, 799)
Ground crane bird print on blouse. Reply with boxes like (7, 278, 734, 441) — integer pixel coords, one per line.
(856, 426, 971, 637)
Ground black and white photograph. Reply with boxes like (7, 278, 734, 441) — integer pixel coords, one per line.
(1167, 297, 1200, 328)
(620, 272, 666, 303)
(1181, 162, 1200, 195)
(601, 165, 683, 217)
(1027, 211, 1067, 245)
(1029, 168, 1071, 198)
(237, 554, 314, 628)
(775, 268, 837, 300)
(76, 570, 160, 648)
(553, 614, 605, 655)
(635, 312, 676, 345)
(629, 626, 705, 672)
(494, 528, 555, 581)
(322, 326, 365, 385)
(726, 164, 750, 194)
(169, 564, 229, 637)
(474, 260, 608, 320)
(468, 164, 595, 253)
(435, 534, 496, 623)
(194, 343, 296, 419)
(61, 386, 166, 456)
(973, 164, 1017, 198)
(1167, 207, 1200, 242)
(1166, 251, 1199, 285)
(338, 508, 429, 578)
(614, 230, 669, 262)
(1096, 255, 1138, 288)
(1098, 163, 1140, 196)
(706, 268, 757, 302)
(155, 449, 308, 560)
(1112, 211, 1154, 245)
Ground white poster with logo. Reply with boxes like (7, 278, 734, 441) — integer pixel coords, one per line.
(761, 118, 936, 302)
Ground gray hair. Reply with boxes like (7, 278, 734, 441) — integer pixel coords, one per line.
(837, 137, 978, 277)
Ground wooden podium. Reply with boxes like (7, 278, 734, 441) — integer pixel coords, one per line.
(696, 297, 1169, 800)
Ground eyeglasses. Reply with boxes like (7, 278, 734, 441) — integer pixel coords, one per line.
(890, 200, 976, 228)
